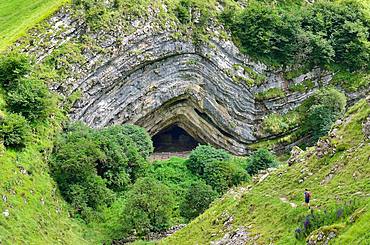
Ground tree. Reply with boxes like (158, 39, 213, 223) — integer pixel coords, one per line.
(186, 145, 230, 176)
(0, 52, 30, 88)
(0, 113, 30, 148)
(203, 159, 250, 194)
(180, 181, 217, 221)
(246, 149, 279, 176)
(6, 78, 53, 121)
(122, 177, 175, 236)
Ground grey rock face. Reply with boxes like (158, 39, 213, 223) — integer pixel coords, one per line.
(18, 6, 367, 155)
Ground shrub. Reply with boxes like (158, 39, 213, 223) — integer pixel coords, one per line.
(119, 124, 154, 159)
(144, 157, 199, 204)
(175, 0, 192, 24)
(294, 200, 361, 240)
(50, 123, 151, 216)
(180, 180, 217, 221)
(6, 78, 53, 121)
(223, 0, 369, 70)
(203, 159, 250, 194)
(122, 177, 175, 236)
(186, 145, 231, 176)
(255, 88, 286, 101)
(303, 105, 338, 144)
(301, 1, 369, 71)
(301, 88, 347, 144)
(0, 52, 31, 88)
(50, 124, 113, 214)
(94, 125, 148, 189)
(246, 148, 279, 175)
(0, 113, 30, 148)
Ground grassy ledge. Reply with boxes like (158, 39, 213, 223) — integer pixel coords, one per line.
(0, 0, 70, 52)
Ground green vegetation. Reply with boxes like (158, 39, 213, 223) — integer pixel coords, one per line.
(0, 52, 85, 243)
(255, 87, 286, 101)
(260, 87, 347, 148)
(50, 123, 151, 219)
(288, 80, 315, 93)
(186, 144, 231, 176)
(0, 113, 30, 148)
(0, 0, 70, 51)
(121, 177, 175, 236)
(50, 138, 253, 242)
(164, 98, 370, 244)
(300, 87, 347, 145)
(180, 180, 218, 221)
(1, 0, 369, 244)
(224, 0, 370, 71)
(246, 148, 279, 176)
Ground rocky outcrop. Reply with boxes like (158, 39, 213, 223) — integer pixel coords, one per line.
(16, 3, 365, 155)
(362, 116, 370, 140)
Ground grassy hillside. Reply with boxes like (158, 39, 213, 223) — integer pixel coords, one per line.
(163, 98, 370, 244)
(0, 0, 69, 51)
(0, 52, 86, 243)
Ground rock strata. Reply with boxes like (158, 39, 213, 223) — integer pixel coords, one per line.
(17, 4, 368, 154)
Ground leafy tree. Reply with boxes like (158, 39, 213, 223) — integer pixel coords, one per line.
(175, 0, 192, 24)
(223, 0, 369, 70)
(122, 177, 175, 236)
(203, 159, 250, 194)
(94, 125, 148, 190)
(180, 180, 217, 221)
(301, 0, 369, 71)
(0, 113, 30, 148)
(246, 148, 279, 176)
(186, 144, 230, 176)
(50, 123, 151, 216)
(6, 78, 53, 121)
(0, 52, 31, 88)
(50, 123, 111, 213)
(119, 124, 154, 159)
(301, 88, 347, 144)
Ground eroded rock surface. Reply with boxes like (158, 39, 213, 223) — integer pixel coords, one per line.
(17, 4, 366, 154)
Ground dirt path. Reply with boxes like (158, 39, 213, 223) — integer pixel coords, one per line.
(149, 151, 191, 161)
(279, 196, 297, 208)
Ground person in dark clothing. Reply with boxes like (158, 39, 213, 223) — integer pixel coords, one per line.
(304, 189, 311, 208)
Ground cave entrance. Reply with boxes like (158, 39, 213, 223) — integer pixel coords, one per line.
(152, 125, 201, 152)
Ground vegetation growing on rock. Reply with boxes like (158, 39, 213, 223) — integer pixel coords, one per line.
(0, 0, 369, 244)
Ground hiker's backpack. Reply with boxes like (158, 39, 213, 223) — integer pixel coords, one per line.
(305, 192, 311, 198)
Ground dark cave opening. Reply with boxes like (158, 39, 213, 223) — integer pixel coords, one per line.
(152, 125, 201, 152)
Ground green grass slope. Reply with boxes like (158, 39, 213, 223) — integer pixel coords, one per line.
(0, 0, 69, 51)
(0, 91, 86, 243)
(163, 98, 370, 244)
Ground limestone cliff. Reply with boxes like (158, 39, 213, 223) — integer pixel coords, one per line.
(15, 2, 368, 155)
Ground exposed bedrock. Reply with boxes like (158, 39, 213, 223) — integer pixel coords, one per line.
(20, 7, 363, 155)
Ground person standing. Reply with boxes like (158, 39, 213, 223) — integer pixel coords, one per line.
(304, 189, 311, 208)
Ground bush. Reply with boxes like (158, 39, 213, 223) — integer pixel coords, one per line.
(94, 125, 148, 189)
(203, 159, 250, 194)
(224, 0, 369, 70)
(0, 52, 31, 88)
(180, 180, 217, 221)
(301, 88, 347, 144)
(294, 200, 361, 240)
(144, 157, 199, 205)
(122, 177, 175, 236)
(246, 148, 279, 176)
(119, 124, 154, 159)
(6, 78, 53, 121)
(50, 123, 150, 216)
(50, 124, 113, 214)
(175, 0, 192, 24)
(0, 113, 30, 148)
(186, 145, 231, 176)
